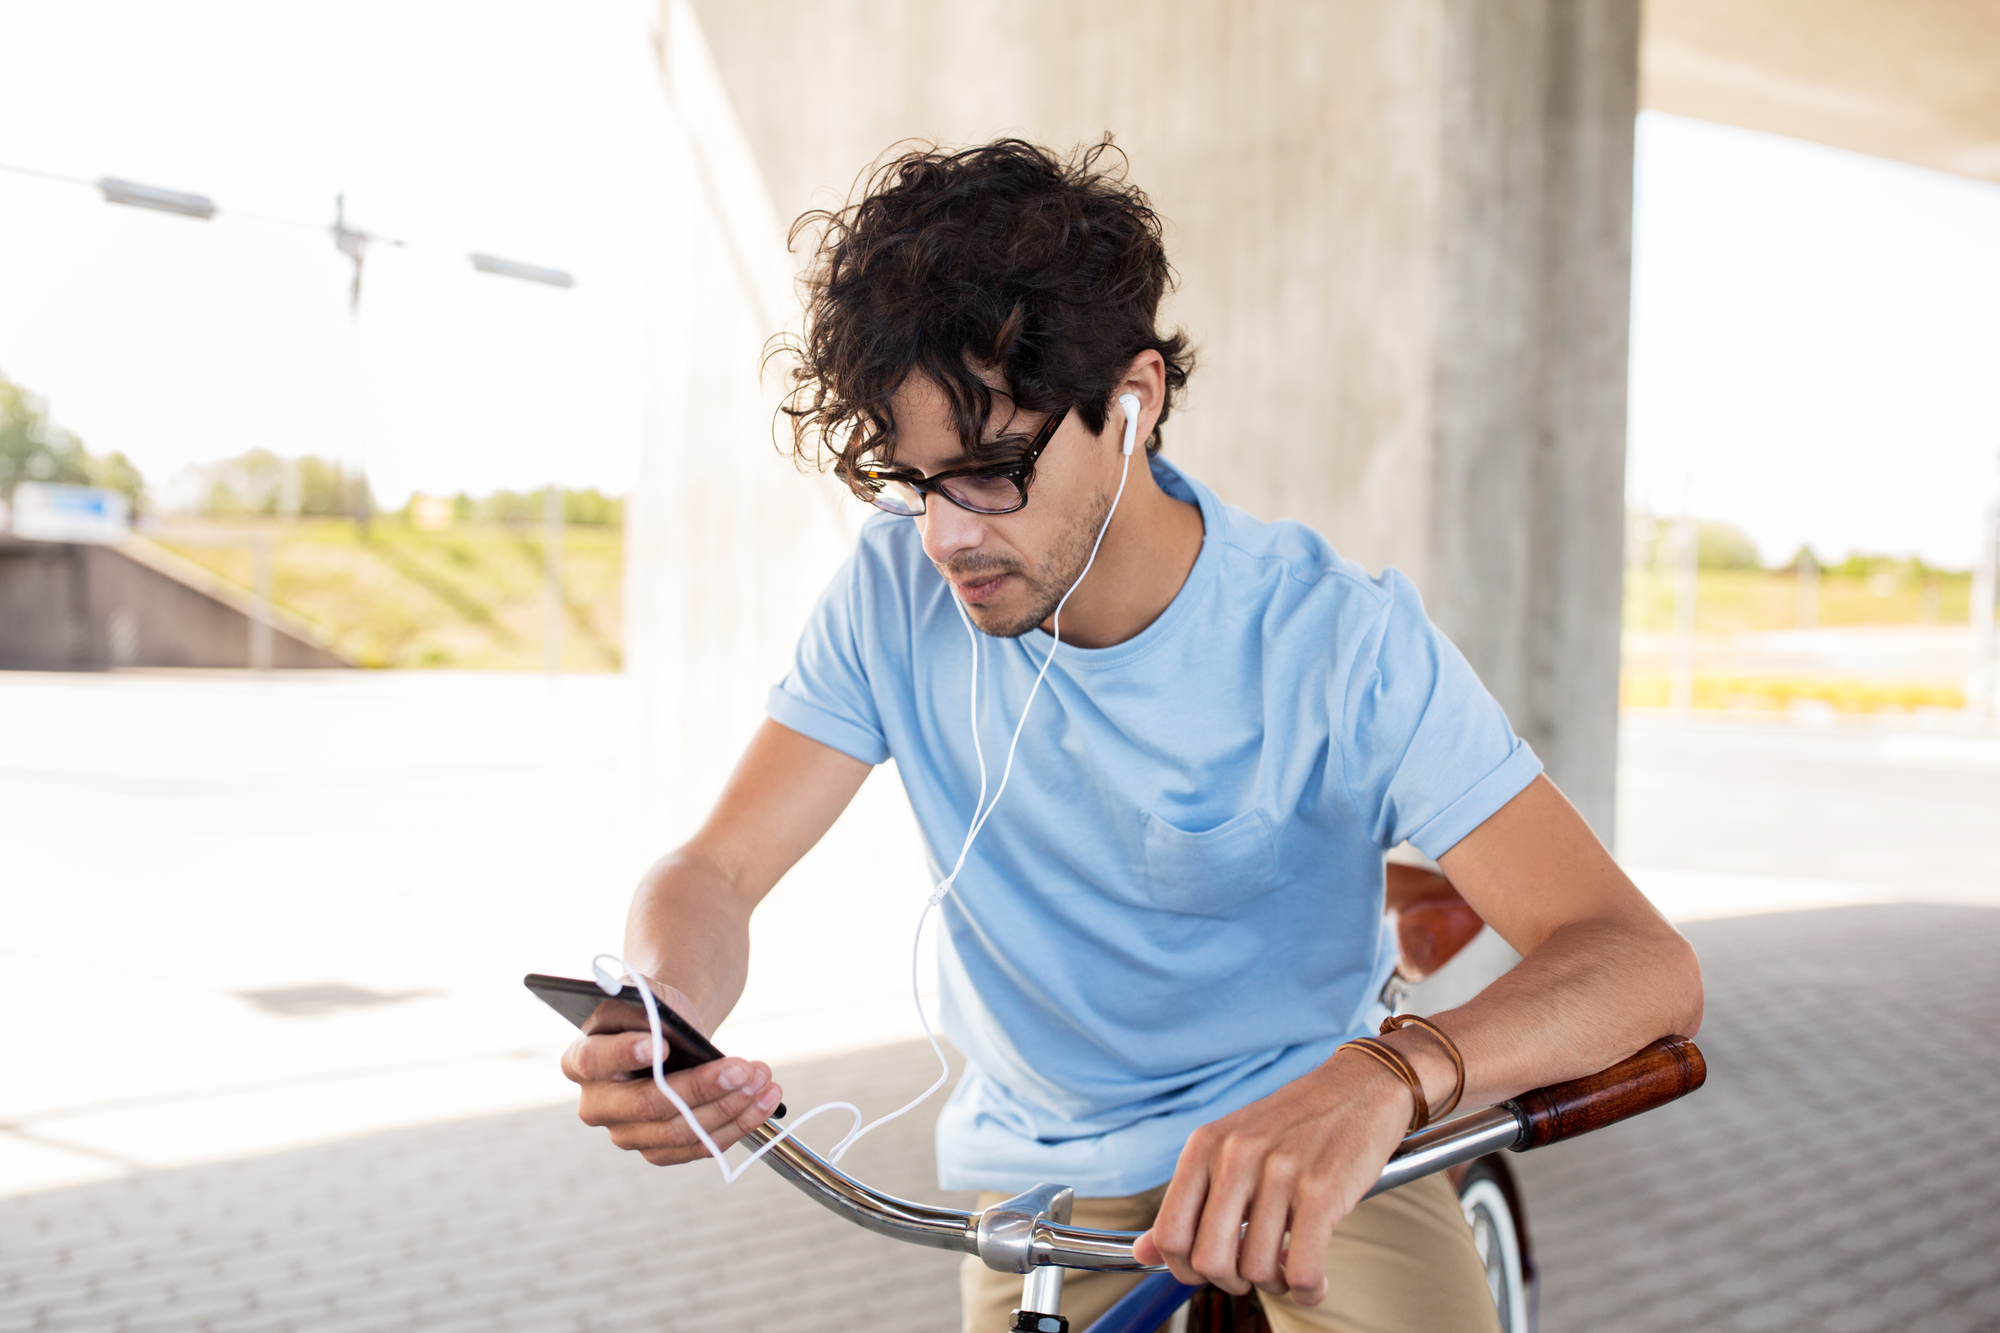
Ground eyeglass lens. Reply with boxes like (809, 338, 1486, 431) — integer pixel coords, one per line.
(936, 473, 1023, 513)
(869, 471, 1024, 516)
(871, 476, 926, 516)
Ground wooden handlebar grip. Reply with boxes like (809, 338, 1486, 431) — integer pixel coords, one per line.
(1505, 1036, 1706, 1151)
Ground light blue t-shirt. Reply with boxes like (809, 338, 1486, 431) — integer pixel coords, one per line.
(767, 458, 1541, 1195)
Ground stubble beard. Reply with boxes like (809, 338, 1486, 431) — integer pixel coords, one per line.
(946, 486, 1115, 639)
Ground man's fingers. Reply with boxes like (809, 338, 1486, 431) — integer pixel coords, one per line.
(1238, 1162, 1299, 1294)
(618, 1079, 786, 1163)
(606, 1076, 782, 1148)
(1188, 1163, 1257, 1295)
(564, 1028, 765, 1101)
(575, 1047, 772, 1126)
(1280, 1193, 1341, 1305)
(1145, 1153, 1212, 1288)
(562, 1030, 661, 1084)
(562, 1028, 757, 1092)
(613, 1061, 771, 1128)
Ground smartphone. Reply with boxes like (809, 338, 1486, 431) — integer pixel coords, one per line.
(523, 973, 785, 1118)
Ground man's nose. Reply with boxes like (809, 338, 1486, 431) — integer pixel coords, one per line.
(918, 499, 986, 568)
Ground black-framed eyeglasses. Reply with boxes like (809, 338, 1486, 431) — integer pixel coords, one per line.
(849, 406, 1070, 516)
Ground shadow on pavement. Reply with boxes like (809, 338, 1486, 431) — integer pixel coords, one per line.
(6, 904, 1998, 1333)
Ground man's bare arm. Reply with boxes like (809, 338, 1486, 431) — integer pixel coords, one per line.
(1140, 775, 1703, 1303)
(561, 719, 872, 1165)
(1413, 774, 1703, 1108)
(622, 719, 872, 1030)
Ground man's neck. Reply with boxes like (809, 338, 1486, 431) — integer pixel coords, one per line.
(1037, 459, 1205, 650)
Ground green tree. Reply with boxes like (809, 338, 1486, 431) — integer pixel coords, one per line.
(0, 371, 146, 505)
(1695, 521, 1761, 571)
(562, 487, 623, 526)
(196, 449, 372, 517)
(441, 485, 623, 527)
(1628, 510, 1765, 571)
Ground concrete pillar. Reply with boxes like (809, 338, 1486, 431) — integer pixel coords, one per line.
(644, 0, 1638, 842)
(1425, 2, 1640, 840)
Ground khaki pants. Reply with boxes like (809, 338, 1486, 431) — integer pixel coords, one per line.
(960, 1174, 1501, 1333)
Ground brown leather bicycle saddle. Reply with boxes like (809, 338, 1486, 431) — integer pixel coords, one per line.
(1385, 863, 1486, 983)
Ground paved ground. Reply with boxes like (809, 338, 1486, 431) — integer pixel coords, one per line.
(1518, 903, 2000, 1333)
(6, 901, 1997, 1333)
(0, 671, 935, 1197)
(4, 673, 1999, 1330)
(0, 1040, 975, 1333)
(1615, 712, 2000, 893)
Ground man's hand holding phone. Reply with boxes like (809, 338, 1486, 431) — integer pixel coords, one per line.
(558, 978, 785, 1166)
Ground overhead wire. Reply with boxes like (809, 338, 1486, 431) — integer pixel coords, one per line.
(0, 158, 567, 300)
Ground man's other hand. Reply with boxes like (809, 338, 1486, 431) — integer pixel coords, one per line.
(1132, 1050, 1412, 1305)
(559, 986, 784, 1166)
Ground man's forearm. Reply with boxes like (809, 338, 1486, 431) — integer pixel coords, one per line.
(1373, 776, 1705, 1119)
(621, 849, 757, 1036)
(613, 723, 872, 1037)
(1390, 911, 1703, 1115)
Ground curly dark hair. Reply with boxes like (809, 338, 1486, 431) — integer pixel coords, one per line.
(776, 137, 1194, 487)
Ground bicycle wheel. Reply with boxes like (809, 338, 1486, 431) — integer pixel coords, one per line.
(1455, 1156, 1533, 1333)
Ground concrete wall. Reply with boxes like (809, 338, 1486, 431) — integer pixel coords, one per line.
(639, 0, 1639, 842)
(0, 537, 347, 671)
(627, 0, 867, 851)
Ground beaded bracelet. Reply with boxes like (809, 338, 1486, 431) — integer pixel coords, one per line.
(1380, 1013, 1467, 1123)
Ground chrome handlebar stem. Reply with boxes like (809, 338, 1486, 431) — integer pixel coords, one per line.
(739, 1101, 1528, 1274)
(736, 1121, 982, 1254)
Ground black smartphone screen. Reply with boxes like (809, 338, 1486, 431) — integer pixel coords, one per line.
(523, 973, 786, 1118)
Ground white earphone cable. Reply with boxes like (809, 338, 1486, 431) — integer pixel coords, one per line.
(600, 395, 1142, 1182)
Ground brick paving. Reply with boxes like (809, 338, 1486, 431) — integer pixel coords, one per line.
(0, 1041, 975, 1333)
(5, 902, 1999, 1333)
(1518, 904, 2000, 1333)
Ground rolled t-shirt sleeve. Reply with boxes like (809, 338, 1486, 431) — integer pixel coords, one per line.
(766, 546, 892, 766)
(1334, 570, 1542, 859)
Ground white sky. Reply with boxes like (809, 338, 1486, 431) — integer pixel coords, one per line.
(1628, 113, 2000, 568)
(1, 7, 1997, 564)
(0, 1, 655, 507)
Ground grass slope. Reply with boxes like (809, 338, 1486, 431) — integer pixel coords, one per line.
(1622, 569, 1977, 713)
(1623, 568, 1972, 633)
(154, 518, 622, 670)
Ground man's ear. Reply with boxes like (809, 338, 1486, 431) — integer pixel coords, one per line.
(1114, 350, 1169, 446)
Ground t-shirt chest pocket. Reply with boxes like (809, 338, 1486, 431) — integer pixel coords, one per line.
(1140, 807, 1280, 918)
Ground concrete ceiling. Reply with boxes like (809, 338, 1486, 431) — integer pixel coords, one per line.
(1642, 0, 2000, 183)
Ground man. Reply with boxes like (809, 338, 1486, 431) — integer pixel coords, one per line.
(563, 139, 1702, 1333)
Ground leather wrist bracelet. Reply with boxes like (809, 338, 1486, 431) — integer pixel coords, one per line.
(1338, 1036, 1430, 1133)
(1379, 1014, 1467, 1123)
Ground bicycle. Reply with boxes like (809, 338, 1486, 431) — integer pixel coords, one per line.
(730, 1031, 1701, 1333)
(718, 862, 1706, 1333)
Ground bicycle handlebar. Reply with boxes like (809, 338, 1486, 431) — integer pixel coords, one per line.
(740, 1036, 1705, 1273)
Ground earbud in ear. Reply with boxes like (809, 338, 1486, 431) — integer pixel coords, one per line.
(1117, 392, 1141, 457)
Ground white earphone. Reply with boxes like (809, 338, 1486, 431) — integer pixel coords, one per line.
(1118, 391, 1141, 456)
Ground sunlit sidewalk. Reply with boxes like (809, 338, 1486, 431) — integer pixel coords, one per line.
(0, 670, 935, 1199)
(3, 905, 1995, 1333)
(3, 670, 1997, 1201)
